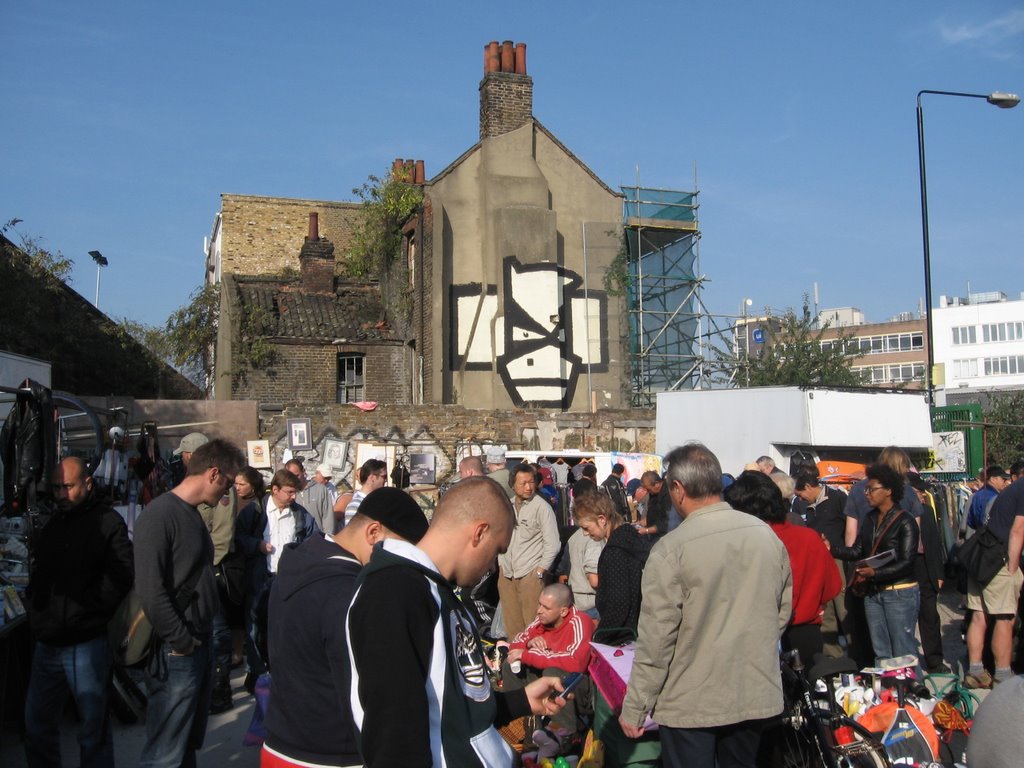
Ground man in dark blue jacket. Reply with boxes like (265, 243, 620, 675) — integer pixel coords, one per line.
(25, 457, 134, 768)
(263, 488, 428, 767)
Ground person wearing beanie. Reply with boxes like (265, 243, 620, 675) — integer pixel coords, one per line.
(263, 487, 429, 768)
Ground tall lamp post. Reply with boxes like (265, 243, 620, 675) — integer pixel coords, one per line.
(916, 89, 1019, 405)
(89, 250, 108, 308)
(740, 297, 753, 387)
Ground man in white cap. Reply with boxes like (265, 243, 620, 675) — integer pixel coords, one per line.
(313, 463, 339, 504)
(486, 446, 515, 499)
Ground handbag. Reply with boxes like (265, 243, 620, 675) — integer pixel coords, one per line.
(957, 526, 1007, 587)
(109, 565, 205, 668)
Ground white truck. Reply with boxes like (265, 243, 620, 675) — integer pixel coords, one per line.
(656, 387, 933, 476)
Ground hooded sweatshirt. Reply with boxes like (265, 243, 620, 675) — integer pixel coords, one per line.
(263, 535, 362, 767)
(595, 523, 651, 643)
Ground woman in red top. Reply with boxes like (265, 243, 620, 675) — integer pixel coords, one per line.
(725, 470, 841, 665)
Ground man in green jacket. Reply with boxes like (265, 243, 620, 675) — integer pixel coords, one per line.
(619, 443, 792, 768)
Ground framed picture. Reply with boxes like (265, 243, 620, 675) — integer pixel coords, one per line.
(409, 453, 436, 485)
(353, 442, 396, 484)
(247, 439, 272, 469)
(322, 437, 349, 479)
(287, 418, 313, 451)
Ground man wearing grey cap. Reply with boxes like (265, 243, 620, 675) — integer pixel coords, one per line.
(486, 445, 515, 499)
(263, 487, 429, 768)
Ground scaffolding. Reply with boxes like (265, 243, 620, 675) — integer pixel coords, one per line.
(622, 184, 725, 406)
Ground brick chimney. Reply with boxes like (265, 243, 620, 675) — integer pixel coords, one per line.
(479, 40, 532, 140)
(299, 212, 336, 294)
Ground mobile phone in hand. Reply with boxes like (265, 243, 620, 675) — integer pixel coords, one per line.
(556, 672, 584, 701)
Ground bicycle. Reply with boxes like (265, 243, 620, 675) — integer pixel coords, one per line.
(759, 650, 891, 768)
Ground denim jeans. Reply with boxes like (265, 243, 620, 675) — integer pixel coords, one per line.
(864, 585, 920, 663)
(24, 635, 114, 768)
(140, 637, 213, 768)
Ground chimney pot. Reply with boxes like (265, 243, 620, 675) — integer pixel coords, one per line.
(501, 40, 515, 72)
(307, 212, 319, 241)
(515, 42, 527, 75)
(485, 42, 500, 73)
(414, 159, 425, 184)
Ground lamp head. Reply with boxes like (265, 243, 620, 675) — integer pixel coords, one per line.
(987, 92, 1020, 109)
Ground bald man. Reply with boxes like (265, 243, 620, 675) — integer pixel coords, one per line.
(346, 477, 568, 768)
(25, 457, 134, 768)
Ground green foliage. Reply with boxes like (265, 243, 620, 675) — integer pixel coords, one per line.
(733, 297, 865, 388)
(3, 218, 74, 283)
(117, 317, 174, 363)
(238, 304, 278, 370)
(164, 284, 220, 389)
(345, 170, 423, 280)
(602, 231, 632, 297)
(983, 390, 1024, 466)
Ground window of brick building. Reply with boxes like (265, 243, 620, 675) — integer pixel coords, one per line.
(337, 353, 365, 403)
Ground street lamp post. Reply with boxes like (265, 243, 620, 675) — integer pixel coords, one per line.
(740, 297, 753, 387)
(89, 250, 108, 308)
(916, 89, 1019, 405)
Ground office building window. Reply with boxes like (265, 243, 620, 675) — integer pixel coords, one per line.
(952, 326, 977, 345)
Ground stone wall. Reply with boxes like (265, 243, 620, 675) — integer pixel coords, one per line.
(259, 403, 656, 490)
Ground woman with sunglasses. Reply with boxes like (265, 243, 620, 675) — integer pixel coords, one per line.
(834, 463, 920, 666)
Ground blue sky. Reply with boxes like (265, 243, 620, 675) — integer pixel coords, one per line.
(3, 2, 1022, 333)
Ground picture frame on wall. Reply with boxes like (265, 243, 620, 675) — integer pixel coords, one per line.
(246, 439, 272, 468)
(322, 437, 349, 478)
(409, 453, 436, 485)
(287, 418, 313, 451)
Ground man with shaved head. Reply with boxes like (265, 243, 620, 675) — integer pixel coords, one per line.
(25, 457, 134, 768)
(347, 476, 568, 768)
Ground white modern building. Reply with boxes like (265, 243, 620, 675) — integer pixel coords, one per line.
(932, 291, 1024, 396)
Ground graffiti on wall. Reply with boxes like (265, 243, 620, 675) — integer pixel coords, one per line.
(450, 256, 608, 408)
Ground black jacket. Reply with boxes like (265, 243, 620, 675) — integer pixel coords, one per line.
(835, 506, 919, 589)
(600, 474, 631, 522)
(28, 492, 134, 646)
(264, 535, 362, 766)
(596, 523, 651, 643)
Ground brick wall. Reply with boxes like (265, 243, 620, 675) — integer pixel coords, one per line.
(220, 195, 362, 277)
(479, 72, 533, 139)
(232, 341, 410, 405)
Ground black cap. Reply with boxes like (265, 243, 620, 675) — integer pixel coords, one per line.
(357, 487, 429, 543)
(987, 466, 1010, 481)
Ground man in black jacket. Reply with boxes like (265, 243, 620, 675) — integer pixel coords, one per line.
(793, 467, 849, 657)
(600, 463, 632, 522)
(24, 456, 134, 768)
(263, 488, 429, 768)
(347, 477, 567, 767)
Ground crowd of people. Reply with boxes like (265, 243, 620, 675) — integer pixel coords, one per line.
(18, 429, 1024, 768)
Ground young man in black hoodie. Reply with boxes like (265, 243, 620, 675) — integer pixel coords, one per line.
(347, 476, 569, 768)
(24, 456, 134, 768)
(262, 487, 429, 768)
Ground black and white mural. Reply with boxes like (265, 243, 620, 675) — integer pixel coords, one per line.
(450, 256, 608, 409)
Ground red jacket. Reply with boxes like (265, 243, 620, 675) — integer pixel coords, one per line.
(509, 605, 595, 673)
(770, 520, 842, 626)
